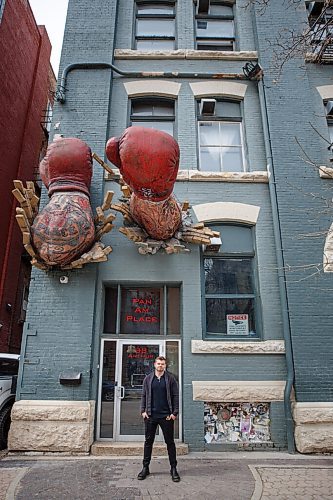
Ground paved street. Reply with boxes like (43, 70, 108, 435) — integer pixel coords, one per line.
(0, 451, 332, 500)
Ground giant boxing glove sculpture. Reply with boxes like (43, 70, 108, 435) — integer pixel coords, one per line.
(106, 127, 182, 240)
(31, 137, 95, 266)
(13, 136, 114, 270)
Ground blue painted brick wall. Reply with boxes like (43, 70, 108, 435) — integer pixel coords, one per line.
(21, 0, 333, 452)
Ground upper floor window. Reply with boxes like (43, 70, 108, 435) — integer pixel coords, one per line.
(135, 1, 176, 50)
(325, 100, 333, 153)
(198, 99, 245, 171)
(130, 97, 175, 136)
(196, 1, 235, 51)
(306, 1, 333, 63)
(203, 225, 259, 339)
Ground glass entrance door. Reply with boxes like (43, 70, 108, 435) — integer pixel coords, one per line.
(98, 339, 180, 441)
(116, 341, 164, 441)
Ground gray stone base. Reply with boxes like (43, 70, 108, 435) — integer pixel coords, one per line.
(8, 400, 95, 453)
(293, 402, 333, 453)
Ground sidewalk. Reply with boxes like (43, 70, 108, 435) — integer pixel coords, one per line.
(1, 451, 332, 500)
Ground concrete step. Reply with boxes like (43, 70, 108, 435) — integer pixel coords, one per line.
(91, 441, 189, 456)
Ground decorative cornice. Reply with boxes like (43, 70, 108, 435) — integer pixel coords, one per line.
(114, 49, 258, 61)
(190, 81, 248, 98)
(124, 80, 181, 97)
(191, 339, 285, 354)
(192, 201, 260, 225)
(316, 84, 333, 101)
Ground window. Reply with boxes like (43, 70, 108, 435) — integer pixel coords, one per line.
(135, 1, 176, 50)
(325, 100, 333, 154)
(306, 2, 333, 62)
(130, 97, 175, 136)
(203, 225, 259, 338)
(198, 100, 245, 171)
(104, 285, 180, 335)
(196, 2, 235, 51)
(0, 357, 19, 377)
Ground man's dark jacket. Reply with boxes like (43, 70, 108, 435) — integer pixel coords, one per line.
(140, 371, 179, 417)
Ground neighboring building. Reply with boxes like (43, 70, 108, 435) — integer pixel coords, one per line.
(0, 0, 54, 353)
(8, 0, 333, 455)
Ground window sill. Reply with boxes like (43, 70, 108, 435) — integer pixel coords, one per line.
(191, 339, 285, 354)
(114, 49, 258, 61)
(104, 169, 269, 183)
(192, 380, 287, 402)
(176, 170, 268, 183)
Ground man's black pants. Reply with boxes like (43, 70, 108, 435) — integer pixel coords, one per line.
(143, 417, 177, 468)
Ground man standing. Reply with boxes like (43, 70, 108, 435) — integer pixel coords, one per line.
(138, 355, 180, 482)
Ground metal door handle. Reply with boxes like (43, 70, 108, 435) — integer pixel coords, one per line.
(119, 386, 125, 399)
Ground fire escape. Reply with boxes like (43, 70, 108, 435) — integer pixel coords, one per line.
(307, 1, 333, 63)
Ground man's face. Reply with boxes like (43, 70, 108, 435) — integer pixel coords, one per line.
(154, 359, 166, 373)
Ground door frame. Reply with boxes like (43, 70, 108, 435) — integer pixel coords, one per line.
(96, 338, 182, 442)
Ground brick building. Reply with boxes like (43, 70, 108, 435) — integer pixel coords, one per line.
(9, 0, 333, 454)
(0, 0, 54, 353)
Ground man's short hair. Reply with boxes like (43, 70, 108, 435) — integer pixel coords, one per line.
(155, 355, 166, 363)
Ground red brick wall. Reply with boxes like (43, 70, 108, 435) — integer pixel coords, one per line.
(0, 0, 52, 352)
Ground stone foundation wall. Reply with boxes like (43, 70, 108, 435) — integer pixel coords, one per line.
(293, 402, 333, 453)
(8, 400, 95, 453)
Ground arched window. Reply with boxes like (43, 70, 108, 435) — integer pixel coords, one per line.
(197, 99, 245, 171)
(130, 97, 175, 136)
(203, 224, 260, 338)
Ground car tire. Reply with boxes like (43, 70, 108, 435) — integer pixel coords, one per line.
(0, 404, 13, 450)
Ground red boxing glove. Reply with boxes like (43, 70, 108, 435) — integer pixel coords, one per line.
(106, 127, 179, 202)
(40, 137, 92, 197)
(31, 137, 95, 267)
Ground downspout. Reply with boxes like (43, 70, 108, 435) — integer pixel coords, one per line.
(55, 62, 247, 103)
(249, 6, 296, 454)
(258, 79, 296, 454)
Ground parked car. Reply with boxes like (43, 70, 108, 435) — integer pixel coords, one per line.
(0, 354, 19, 449)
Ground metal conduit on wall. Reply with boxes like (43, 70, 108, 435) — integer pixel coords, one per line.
(55, 62, 247, 103)
(249, 7, 296, 454)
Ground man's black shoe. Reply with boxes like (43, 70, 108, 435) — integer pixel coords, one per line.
(137, 466, 150, 480)
(170, 467, 180, 482)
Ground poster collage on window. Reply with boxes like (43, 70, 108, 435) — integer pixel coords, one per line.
(204, 402, 271, 444)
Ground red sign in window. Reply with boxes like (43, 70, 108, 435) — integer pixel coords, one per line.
(121, 288, 161, 334)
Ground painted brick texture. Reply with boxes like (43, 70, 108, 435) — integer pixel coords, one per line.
(20, 0, 333, 452)
(0, 0, 52, 352)
(18, 0, 118, 399)
(253, 2, 333, 402)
